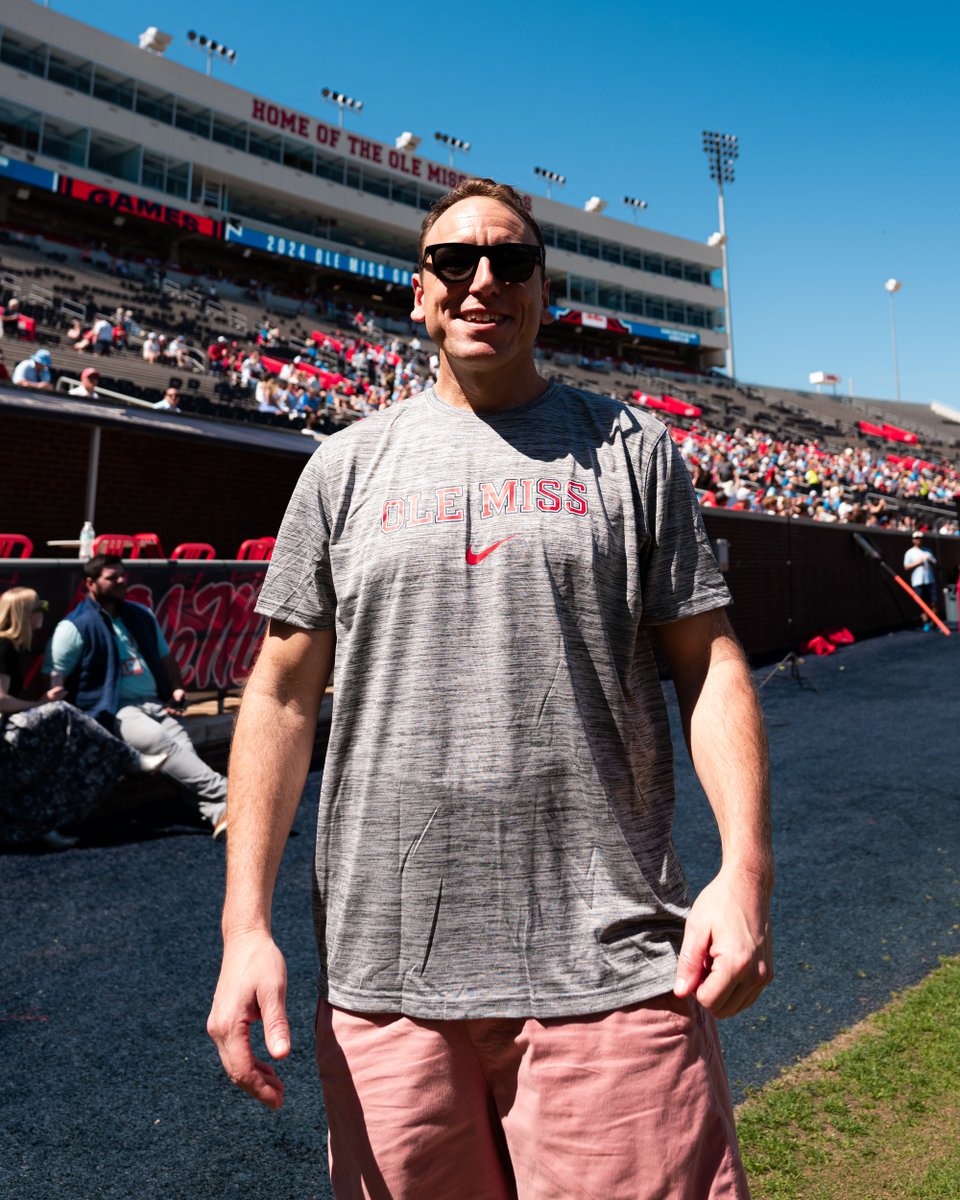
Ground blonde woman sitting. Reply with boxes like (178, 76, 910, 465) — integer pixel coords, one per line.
(0, 588, 166, 850)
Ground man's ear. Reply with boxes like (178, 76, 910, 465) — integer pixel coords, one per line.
(539, 274, 554, 327)
(410, 274, 426, 323)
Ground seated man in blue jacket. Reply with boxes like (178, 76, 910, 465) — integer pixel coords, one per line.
(46, 555, 227, 838)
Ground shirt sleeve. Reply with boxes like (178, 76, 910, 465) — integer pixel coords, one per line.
(255, 447, 337, 629)
(638, 431, 732, 625)
(44, 620, 84, 675)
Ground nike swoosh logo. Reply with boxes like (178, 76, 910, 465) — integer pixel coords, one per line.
(466, 535, 517, 565)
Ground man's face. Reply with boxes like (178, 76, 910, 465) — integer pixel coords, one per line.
(88, 565, 127, 604)
(164, 388, 180, 407)
(411, 197, 552, 375)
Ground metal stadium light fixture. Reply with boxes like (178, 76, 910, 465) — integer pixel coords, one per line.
(138, 27, 173, 55)
(584, 197, 607, 214)
(702, 129, 739, 380)
(395, 132, 421, 152)
(533, 166, 566, 199)
(885, 279, 903, 402)
(187, 30, 237, 77)
(434, 131, 471, 167)
(623, 196, 648, 223)
(322, 88, 364, 129)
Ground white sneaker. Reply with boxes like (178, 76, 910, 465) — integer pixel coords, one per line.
(139, 749, 171, 774)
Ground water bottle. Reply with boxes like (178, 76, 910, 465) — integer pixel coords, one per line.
(79, 521, 95, 560)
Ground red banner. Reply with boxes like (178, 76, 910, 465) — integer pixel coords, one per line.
(5, 562, 267, 693)
(58, 176, 223, 240)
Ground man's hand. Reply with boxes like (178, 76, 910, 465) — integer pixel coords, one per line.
(207, 930, 291, 1110)
(165, 687, 187, 716)
(673, 865, 773, 1018)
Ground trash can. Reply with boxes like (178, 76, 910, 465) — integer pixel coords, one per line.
(943, 585, 958, 628)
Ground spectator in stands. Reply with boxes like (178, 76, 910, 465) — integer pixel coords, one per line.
(68, 367, 101, 399)
(91, 315, 113, 356)
(238, 349, 263, 389)
(66, 317, 85, 349)
(207, 336, 228, 373)
(152, 386, 182, 412)
(256, 376, 286, 414)
(45, 556, 227, 839)
(283, 380, 305, 416)
(904, 531, 938, 629)
(0, 348, 8, 384)
(295, 379, 324, 433)
(0, 586, 168, 850)
(142, 332, 162, 364)
(1, 297, 21, 338)
(166, 334, 191, 369)
(12, 348, 53, 391)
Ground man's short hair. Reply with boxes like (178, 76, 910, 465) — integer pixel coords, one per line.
(82, 553, 123, 582)
(418, 178, 545, 269)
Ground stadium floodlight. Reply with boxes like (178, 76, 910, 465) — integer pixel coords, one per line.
(702, 130, 739, 380)
(138, 27, 173, 55)
(533, 166, 566, 199)
(435, 131, 470, 167)
(884, 279, 903, 402)
(396, 132, 421, 152)
(584, 197, 607, 215)
(322, 88, 364, 129)
(623, 196, 648, 223)
(187, 30, 237, 76)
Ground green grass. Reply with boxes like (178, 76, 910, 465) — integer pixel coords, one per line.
(737, 956, 960, 1200)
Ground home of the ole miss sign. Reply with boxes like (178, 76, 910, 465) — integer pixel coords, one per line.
(252, 96, 514, 197)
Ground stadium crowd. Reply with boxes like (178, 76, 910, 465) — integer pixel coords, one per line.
(674, 425, 959, 533)
(2, 241, 957, 532)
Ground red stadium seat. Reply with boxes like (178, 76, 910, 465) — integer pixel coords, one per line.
(131, 532, 165, 559)
(0, 533, 33, 558)
(236, 537, 275, 561)
(171, 542, 216, 560)
(92, 533, 136, 557)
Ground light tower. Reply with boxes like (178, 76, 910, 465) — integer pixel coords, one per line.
(884, 279, 903, 402)
(434, 131, 470, 168)
(533, 166, 566, 199)
(702, 130, 738, 380)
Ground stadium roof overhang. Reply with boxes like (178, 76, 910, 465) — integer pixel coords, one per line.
(0, 386, 319, 457)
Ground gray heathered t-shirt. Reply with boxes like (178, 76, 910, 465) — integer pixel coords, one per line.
(256, 383, 731, 1019)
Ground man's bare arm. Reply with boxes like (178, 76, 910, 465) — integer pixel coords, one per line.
(207, 619, 334, 1109)
(654, 607, 774, 1018)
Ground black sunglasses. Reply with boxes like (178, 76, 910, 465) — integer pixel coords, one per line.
(422, 242, 545, 285)
(33, 599, 49, 613)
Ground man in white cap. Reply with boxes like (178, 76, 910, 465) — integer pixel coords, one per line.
(904, 530, 938, 629)
(12, 348, 54, 391)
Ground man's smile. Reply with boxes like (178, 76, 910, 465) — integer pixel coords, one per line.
(457, 311, 505, 325)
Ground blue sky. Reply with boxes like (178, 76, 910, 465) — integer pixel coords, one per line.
(45, 0, 960, 405)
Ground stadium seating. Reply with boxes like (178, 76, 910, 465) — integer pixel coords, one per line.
(171, 542, 217, 560)
(0, 533, 33, 558)
(236, 537, 275, 561)
(91, 533, 136, 556)
(131, 533, 165, 559)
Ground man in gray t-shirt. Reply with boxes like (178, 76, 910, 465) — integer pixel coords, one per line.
(209, 180, 773, 1198)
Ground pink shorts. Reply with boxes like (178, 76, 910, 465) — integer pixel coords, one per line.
(315, 993, 749, 1200)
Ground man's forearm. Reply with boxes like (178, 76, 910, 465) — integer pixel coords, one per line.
(662, 613, 773, 887)
(221, 623, 334, 938)
(222, 686, 320, 937)
(682, 648, 772, 887)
